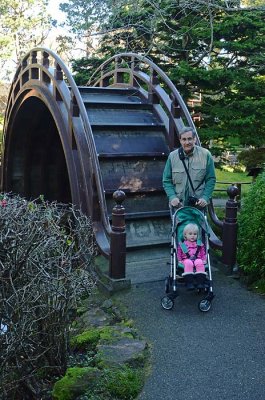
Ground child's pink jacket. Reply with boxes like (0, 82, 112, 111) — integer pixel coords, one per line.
(177, 240, 206, 263)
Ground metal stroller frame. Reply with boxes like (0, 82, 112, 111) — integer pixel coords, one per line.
(161, 206, 215, 312)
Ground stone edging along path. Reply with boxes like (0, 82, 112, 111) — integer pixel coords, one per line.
(52, 288, 150, 400)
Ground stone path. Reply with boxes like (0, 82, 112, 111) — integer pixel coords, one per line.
(117, 266, 265, 400)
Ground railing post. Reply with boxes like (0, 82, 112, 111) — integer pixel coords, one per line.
(148, 70, 159, 104)
(55, 63, 63, 81)
(42, 51, 50, 67)
(31, 50, 37, 64)
(169, 94, 181, 149)
(222, 185, 239, 271)
(110, 190, 126, 279)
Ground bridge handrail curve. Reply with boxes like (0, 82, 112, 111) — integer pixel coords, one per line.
(88, 52, 201, 147)
(3, 47, 111, 237)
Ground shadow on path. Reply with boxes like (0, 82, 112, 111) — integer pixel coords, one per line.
(117, 267, 265, 400)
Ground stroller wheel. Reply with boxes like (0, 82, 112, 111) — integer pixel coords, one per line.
(198, 298, 211, 312)
(161, 296, 174, 310)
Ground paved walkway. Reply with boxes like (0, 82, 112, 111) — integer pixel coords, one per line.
(117, 265, 265, 400)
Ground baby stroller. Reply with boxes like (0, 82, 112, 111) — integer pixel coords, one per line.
(161, 206, 215, 312)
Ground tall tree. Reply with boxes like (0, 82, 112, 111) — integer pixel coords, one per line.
(59, 0, 109, 57)
(0, 0, 53, 79)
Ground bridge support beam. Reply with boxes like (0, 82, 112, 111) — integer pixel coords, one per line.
(110, 190, 126, 279)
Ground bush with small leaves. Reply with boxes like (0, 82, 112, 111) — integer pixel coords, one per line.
(237, 148, 265, 171)
(238, 173, 265, 281)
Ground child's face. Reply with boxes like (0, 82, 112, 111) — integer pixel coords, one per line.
(184, 229, 198, 242)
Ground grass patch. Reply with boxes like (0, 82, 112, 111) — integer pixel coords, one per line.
(213, 168, 252, 199)
(104, 366, 145, 399)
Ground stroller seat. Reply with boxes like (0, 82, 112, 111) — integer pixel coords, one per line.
(175, 215, 209, 275)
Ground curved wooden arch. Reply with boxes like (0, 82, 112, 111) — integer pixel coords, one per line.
(2, 48, 112, 253)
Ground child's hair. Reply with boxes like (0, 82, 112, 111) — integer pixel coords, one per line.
(183, 223, 199, 237)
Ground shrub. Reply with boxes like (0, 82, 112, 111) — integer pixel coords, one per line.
(238, 173, 265, 281)
(0, 194, 96, 399)
(104, 366, 144, 399)
(52, 367, 101, 400)
(237, 147, 265, 171)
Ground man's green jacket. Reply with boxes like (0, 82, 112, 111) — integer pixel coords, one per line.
(162, 145, 216, 205)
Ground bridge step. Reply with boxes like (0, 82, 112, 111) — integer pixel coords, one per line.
(125, 217, 171, 248)
(126, 247, 170, 284)
(106, 193, 169, 215)
(87, 107, 161, 126)
(93, 126, 169, 156)
(100, 157, 167, 194)
(79, 86, 145, 104)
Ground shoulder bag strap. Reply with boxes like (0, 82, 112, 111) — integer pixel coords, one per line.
(178, 148, 196, 195)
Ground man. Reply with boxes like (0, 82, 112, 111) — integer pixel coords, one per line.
(163, 127, 216, 208)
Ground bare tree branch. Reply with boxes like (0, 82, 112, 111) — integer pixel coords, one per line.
(0, 194, 97, 399)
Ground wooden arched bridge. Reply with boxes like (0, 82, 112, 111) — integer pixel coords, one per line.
(1, 48, 238, 285)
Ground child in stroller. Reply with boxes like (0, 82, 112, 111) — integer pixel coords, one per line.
(178, 223, 207, 290)
(161, 206, 215, 312)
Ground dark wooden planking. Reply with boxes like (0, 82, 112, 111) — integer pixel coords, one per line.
(93, 128, 169, 156)
(125, 217, 171, 248)
(106, 191, 169, 215)
(78, 86, 145, 104)
(99, 158, 166, 192)
(86, 107, 162, 125)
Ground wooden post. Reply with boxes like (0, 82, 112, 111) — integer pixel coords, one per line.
(148, 70, 159, 104)
(222, 185, 239, 270)
(110, 190, 126, 279)
(169, 94, 181, 149)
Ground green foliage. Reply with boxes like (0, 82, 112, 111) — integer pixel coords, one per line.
(0, 0, 53, 71)
(70, 329, 100, 351)
(237, 148, 265, 170)
(238, 172, 265, 280)
(251, 279, 265, 295)
(104, 366, 144, 399)
(53, 365, 144, 400)
(214, 168, 252, 198)
(215, 168, 251, 184)
(70, 325, 135, 354)
(72, 56, 107, 85)
(52, 367, 101, 400)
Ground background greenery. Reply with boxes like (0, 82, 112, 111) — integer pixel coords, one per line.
(238, 172, 265, 291)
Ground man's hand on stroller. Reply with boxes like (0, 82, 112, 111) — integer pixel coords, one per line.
(170, 197, 182, 208)
(196, 198, 207, 208)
